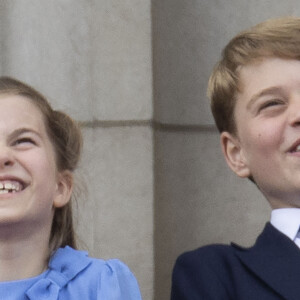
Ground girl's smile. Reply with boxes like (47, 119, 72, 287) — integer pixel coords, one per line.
(0, 179, 25, 195)
(0, 94, 66, 229)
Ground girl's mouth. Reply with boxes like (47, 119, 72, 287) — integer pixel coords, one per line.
(0, 180, 24, 194)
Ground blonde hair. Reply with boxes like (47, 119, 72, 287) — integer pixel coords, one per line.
(208, 16, 300, 134)
(0, 77, 82, 253)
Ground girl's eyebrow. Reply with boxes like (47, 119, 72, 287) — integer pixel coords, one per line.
(9, 127, 42, 140)
(246, 86, 283, 109)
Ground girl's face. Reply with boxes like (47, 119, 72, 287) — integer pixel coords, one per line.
(0, 94, 71, 233)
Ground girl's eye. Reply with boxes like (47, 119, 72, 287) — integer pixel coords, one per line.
(13, 137, 36, 146)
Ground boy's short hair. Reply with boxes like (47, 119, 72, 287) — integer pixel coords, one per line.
(207, 17, 300, 135)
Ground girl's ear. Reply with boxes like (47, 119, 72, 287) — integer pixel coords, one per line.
(220, 131, 251, 178)
(53, 170, 73, 208)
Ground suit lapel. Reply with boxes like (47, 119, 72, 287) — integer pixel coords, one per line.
(233, 223, 300, 300)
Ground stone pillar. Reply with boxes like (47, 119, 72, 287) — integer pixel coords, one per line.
(1, 1, 153, 299)
(152, 0, 300, 298)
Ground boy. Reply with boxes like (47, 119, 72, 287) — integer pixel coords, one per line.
(171, 17, 300, 300)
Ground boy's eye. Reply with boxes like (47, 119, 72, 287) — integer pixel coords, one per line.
(258, 99, 284, 112)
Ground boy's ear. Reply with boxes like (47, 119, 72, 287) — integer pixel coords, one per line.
(53, 170, 73, 208)
(220, 132, 251, 178)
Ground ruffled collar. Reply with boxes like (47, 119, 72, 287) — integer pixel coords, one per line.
(26, 246, 91, 299)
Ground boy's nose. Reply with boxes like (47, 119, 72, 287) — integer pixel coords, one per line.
(289, 101, 300, 127)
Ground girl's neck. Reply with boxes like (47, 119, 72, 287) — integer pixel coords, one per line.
(0, 224, 50, 281)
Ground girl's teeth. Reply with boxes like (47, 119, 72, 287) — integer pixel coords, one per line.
(4, 183, 12, 190)
(0, 181, 23, 192)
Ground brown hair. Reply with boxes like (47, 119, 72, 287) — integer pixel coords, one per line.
(0, 76, 82, 253)
(207, 16, 300, 134)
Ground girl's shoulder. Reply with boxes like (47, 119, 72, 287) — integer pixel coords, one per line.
(26, 246, 142, 300)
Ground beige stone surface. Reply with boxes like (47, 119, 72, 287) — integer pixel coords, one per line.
(92, 0, 153, 121)
(154, 130, 270, 299)
(76, 126, 154, 300)
(1, 0, 152, 122)
(3, 2, 300, 299)
(0, 2, 154, 298)
(1, 1, 93, 121)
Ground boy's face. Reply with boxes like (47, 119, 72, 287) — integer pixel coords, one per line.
(221, 57, 300, 208)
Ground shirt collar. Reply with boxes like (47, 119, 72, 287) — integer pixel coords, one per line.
(271, 208, 300, 241)
(26, 246, 91, 300)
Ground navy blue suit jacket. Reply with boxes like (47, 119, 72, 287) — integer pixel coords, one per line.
(171, 223, 300, 299)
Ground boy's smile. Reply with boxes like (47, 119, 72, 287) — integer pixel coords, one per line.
(222, 57, 300, 208)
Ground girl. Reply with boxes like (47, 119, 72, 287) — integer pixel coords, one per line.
(0, 77, 142, 299)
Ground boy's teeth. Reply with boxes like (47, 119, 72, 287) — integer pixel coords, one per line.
(296, 145, 300, 152)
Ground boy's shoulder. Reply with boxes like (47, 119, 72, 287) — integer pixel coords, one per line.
(174, 221, 300, 277)
(171, 223, 300, 299)
(175, 242, 243, 271)
(171, 243, 249, 299)
(174, 222, 275, 273)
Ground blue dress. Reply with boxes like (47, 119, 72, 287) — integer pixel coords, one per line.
(0, 246, 142, 299)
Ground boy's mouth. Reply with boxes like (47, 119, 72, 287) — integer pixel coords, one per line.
(290, 145, 300, 153)
(288, 139, 300, 153)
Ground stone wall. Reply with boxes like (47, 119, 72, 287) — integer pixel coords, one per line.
(2, 1, 300, 299)
(152, 1, 300, 299)
(0, 1, 153, 299)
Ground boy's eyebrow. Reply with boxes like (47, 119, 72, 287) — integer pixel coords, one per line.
(247, 86, 283, 109)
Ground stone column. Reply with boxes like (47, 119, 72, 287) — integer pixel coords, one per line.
(151, 0, 300, 298)
(1, 1, 153, 299)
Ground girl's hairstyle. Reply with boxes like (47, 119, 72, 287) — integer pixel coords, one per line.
(0, 76, 82, 253)
(207, 16, 300, 134)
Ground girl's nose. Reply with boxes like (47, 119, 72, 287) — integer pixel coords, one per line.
(0, 146, 14, 168)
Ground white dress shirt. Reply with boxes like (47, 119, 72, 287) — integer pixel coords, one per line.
(271, 208, 300, 247)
